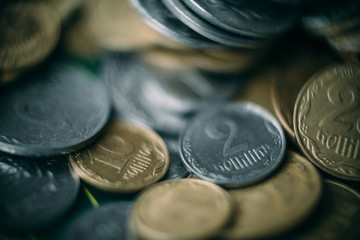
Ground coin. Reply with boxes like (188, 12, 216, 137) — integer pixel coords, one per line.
(130, 0, 219, 49)
(283, 179, 360, 240)
(70, 120, 169, 193)
(161, 0, 267, 48)
(180, 102, 286, 186)
(183, 0, 298, 37)
(221, 151, 322, 239)
(294, 63, 360, 181)
(0, 153, 80, 231)
(0, 1, 60, 70)
(64, 202, 133, 240)
(0, 61, 111, 157)
(130, 179, 233, 240)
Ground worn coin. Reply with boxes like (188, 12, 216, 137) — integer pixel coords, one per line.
(64, 202, 133, 240)
(70, 120, 169, 193)
(180, 102, 286, 186)
(130, 0, 218, 49)
(0, 61, 110, 157)
(294, 63, 360, 181)
(0, 153, 79, 231)
(183, 0, 297, 37)
(130, 179, 233, 240)
(221, 151, 322, 239)
(0, 1, 60, 70)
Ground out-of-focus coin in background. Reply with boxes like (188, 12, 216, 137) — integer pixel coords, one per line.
(294, 63, 360, 181)
(130, 179, 233, 240)
(70, 120, 169, 193)
(221, 151, 322, 239)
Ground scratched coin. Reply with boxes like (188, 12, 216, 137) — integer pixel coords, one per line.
(0, 1, 60, 70)
(221, 151, 322, 239)
(70, 120, 169, 193)
(0, 153, 79, 231)
(180, 102, 286, 186)
(64, 202, 133, 240)
(129, 179, 233, 240)
(0, 61, 111, 157)
(294, 63, 360, 181)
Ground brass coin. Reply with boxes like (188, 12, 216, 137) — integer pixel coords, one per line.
(0, 1, 60, 70)
(294, 63, 360, 181)
(69, 120, 169, 193)
(221, 151, 322, 239)
(130, 179, 233, 240)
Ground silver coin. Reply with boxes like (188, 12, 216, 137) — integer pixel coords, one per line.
(130, 0, 219, 49)
(102, 53, 188, 136)
(183, 0, 298, 37)
(180, 102, 286, 186)
(162, 0, 268, 48)
(0, 62, 111, 157)
(64, 202, 133, 240)
(0, 153, 79, 231)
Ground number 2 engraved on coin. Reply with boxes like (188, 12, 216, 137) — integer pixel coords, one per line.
(319, 82, 360, 133)
(205, 119, 248, 157)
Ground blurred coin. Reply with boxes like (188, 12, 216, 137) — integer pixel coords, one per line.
(46, 0, 82, 22)
(162, 0, 267, 48)
(70, 120, 169, 193)
(0, 61, 111, 157)
(183, 0, 298, 37)
(130, 179, 233, 240)
(221, 151, 322, 239)
(130, 0, 219, 49)
(64, 202, 133, 240)
(0, 1, 60, 70)
(180, 102, 286, 186)
(328, 30, 360, 54)
(294, 63, 360, 181)
(0, 153, 79, 231)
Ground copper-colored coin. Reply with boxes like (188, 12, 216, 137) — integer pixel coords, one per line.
(70, 120, 169, 193)
(294, 63, 360, 181)
(130, 179, 233, 240)
(0, 1, 60, 70)
(221, 151, 322, 239)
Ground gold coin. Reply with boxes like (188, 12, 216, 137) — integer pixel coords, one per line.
(221, 151, 322, 239)
(271, 43, 338, 142)
(69, 120, 169, 193)
(130, 179, 233, 240)
(0, 1, 60, 70)
(294, 63, 360, 181)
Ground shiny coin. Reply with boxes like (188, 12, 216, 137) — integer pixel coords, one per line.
(294, 63, 360, 181)
(0, 61, 110, 157)
(70, 120, 169, 193)
(130, 0, 218, 49)
(180, 102, 286, 186)
(0, 153, 79, 231)
(221, 151, 322, 239)
(130, 179, 233, 240)
(64, 202, 133, 240)
(0, 1, 60, 70)
(183, 0, 298, 37)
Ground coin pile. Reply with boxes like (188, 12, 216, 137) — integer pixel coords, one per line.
(0, 0, 360, 240)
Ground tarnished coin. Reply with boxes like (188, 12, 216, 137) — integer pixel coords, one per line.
(221, 151, 322, 239)
(180, 102, 286, 186)
(130, 0, 218, 49)
(0, 61, 110, 157)
(183, 0, 297, 37)
(64, 202, 133, 240)
(0, 153, 79, 231)
(70, 120, 169, 193)
(284, 179, 360, 240)
(0, 1, 60, 70)
(130, 179, 233, 240)
(294, 63, 360, 181)
(161, 0, 267, 48)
